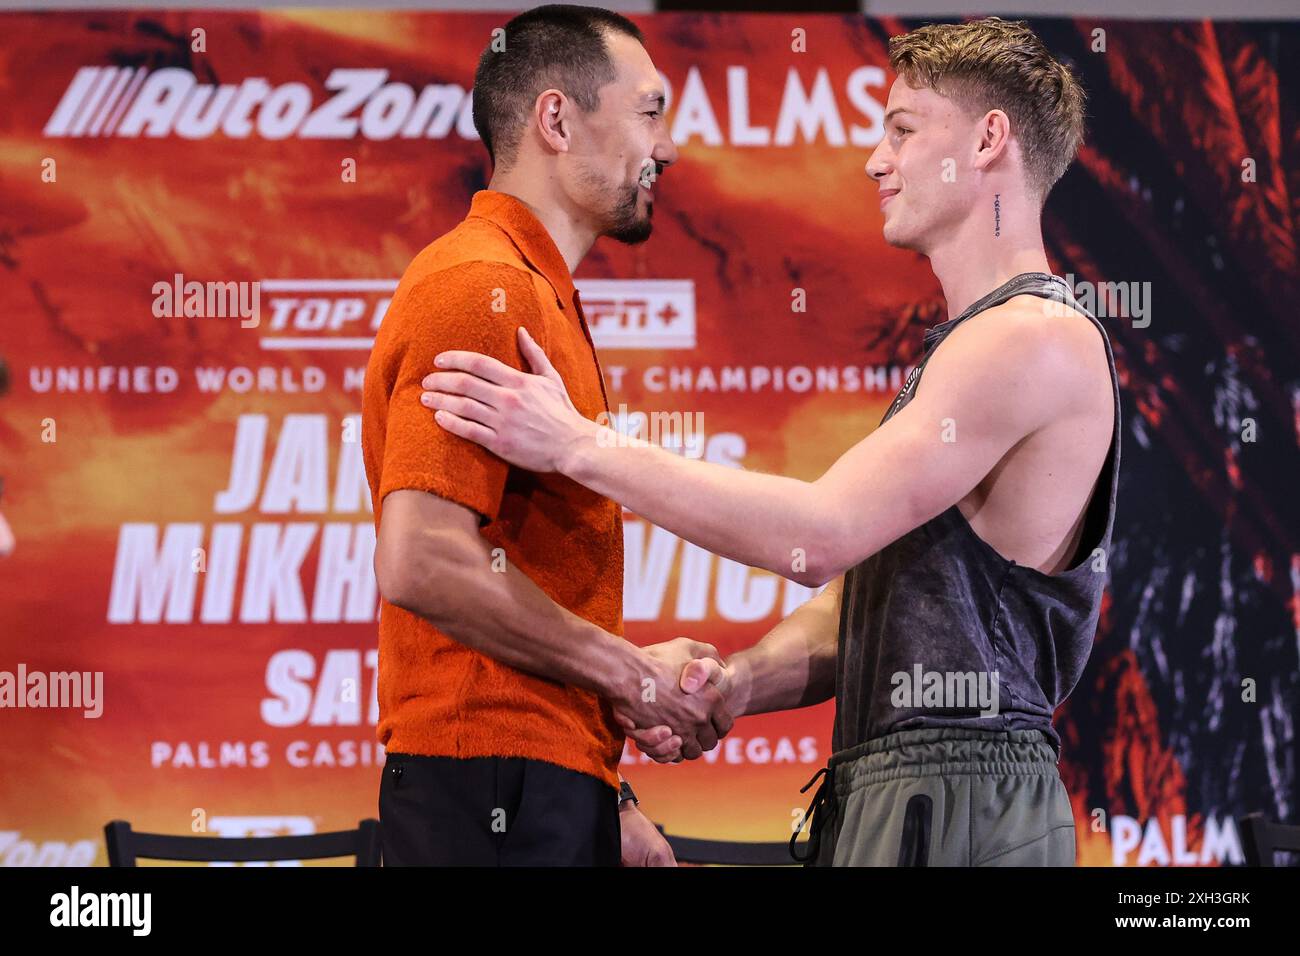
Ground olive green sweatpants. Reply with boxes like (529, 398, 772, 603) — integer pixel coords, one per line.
(801, 728, 1076, 867)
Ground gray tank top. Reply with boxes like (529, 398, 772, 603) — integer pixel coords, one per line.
(833, 272, 1122, 757)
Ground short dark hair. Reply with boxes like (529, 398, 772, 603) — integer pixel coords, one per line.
(472, 5, 644, 167)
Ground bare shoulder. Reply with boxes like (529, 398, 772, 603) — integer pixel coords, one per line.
(953, 293, 1107, 387)
(959, 293, 1102, 353)
(912, 293, 1112, 439)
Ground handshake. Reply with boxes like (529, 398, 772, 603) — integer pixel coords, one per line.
(610, 638, 740, 763)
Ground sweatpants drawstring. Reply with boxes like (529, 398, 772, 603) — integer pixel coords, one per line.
(790, 764, 836, 864)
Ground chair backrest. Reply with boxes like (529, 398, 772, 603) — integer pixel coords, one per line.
(659, 830, 800, 867)
(1239, 812, 1300, 867)
(104, 819, 381, 867)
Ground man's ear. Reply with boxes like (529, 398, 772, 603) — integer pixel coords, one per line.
(972, 108, 1011, 172)
(534, 89, 570, 154)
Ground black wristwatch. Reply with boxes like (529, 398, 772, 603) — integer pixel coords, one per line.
(617, 779, 638, 810)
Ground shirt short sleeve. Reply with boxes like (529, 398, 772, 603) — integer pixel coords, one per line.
(375, 260, 547, 524)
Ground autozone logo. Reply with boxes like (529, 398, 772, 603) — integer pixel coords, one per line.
(0, 831, 98, 866)
(257, 279, 695, 351)
(44, 67, 478, 140)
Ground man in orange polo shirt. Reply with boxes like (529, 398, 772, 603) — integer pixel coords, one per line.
(362, 5, 730, 866)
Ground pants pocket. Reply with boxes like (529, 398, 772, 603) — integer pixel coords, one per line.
(896, 793, 934, 866)
(494, 758, 528, 853)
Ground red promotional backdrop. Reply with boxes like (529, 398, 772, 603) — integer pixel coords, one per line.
(2, 10, 1297, 866)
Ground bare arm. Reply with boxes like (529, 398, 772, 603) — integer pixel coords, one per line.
(375, 488, 639, 694)
(375, 489, 731, 753)
(728, 574, 842, 717)
(424, 308, 1098, 587)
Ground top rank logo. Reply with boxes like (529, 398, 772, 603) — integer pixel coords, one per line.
(44, 67, 478, 140)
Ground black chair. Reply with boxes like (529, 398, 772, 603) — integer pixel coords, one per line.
(1239, 812, 1300, 867)
(657, 828, 801, 866)
(104, 819, 381, 867)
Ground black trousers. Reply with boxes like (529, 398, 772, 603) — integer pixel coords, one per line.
(378, 753, 621, 866)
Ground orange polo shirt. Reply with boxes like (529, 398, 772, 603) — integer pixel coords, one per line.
(362, 189, 625, 790)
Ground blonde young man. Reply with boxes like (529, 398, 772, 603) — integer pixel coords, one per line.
(423, 19, 1120, 866)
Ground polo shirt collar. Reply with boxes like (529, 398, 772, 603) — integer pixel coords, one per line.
(469, 189, 576, 308)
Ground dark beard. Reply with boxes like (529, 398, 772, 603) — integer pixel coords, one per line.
(606, 182, 652, 244)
